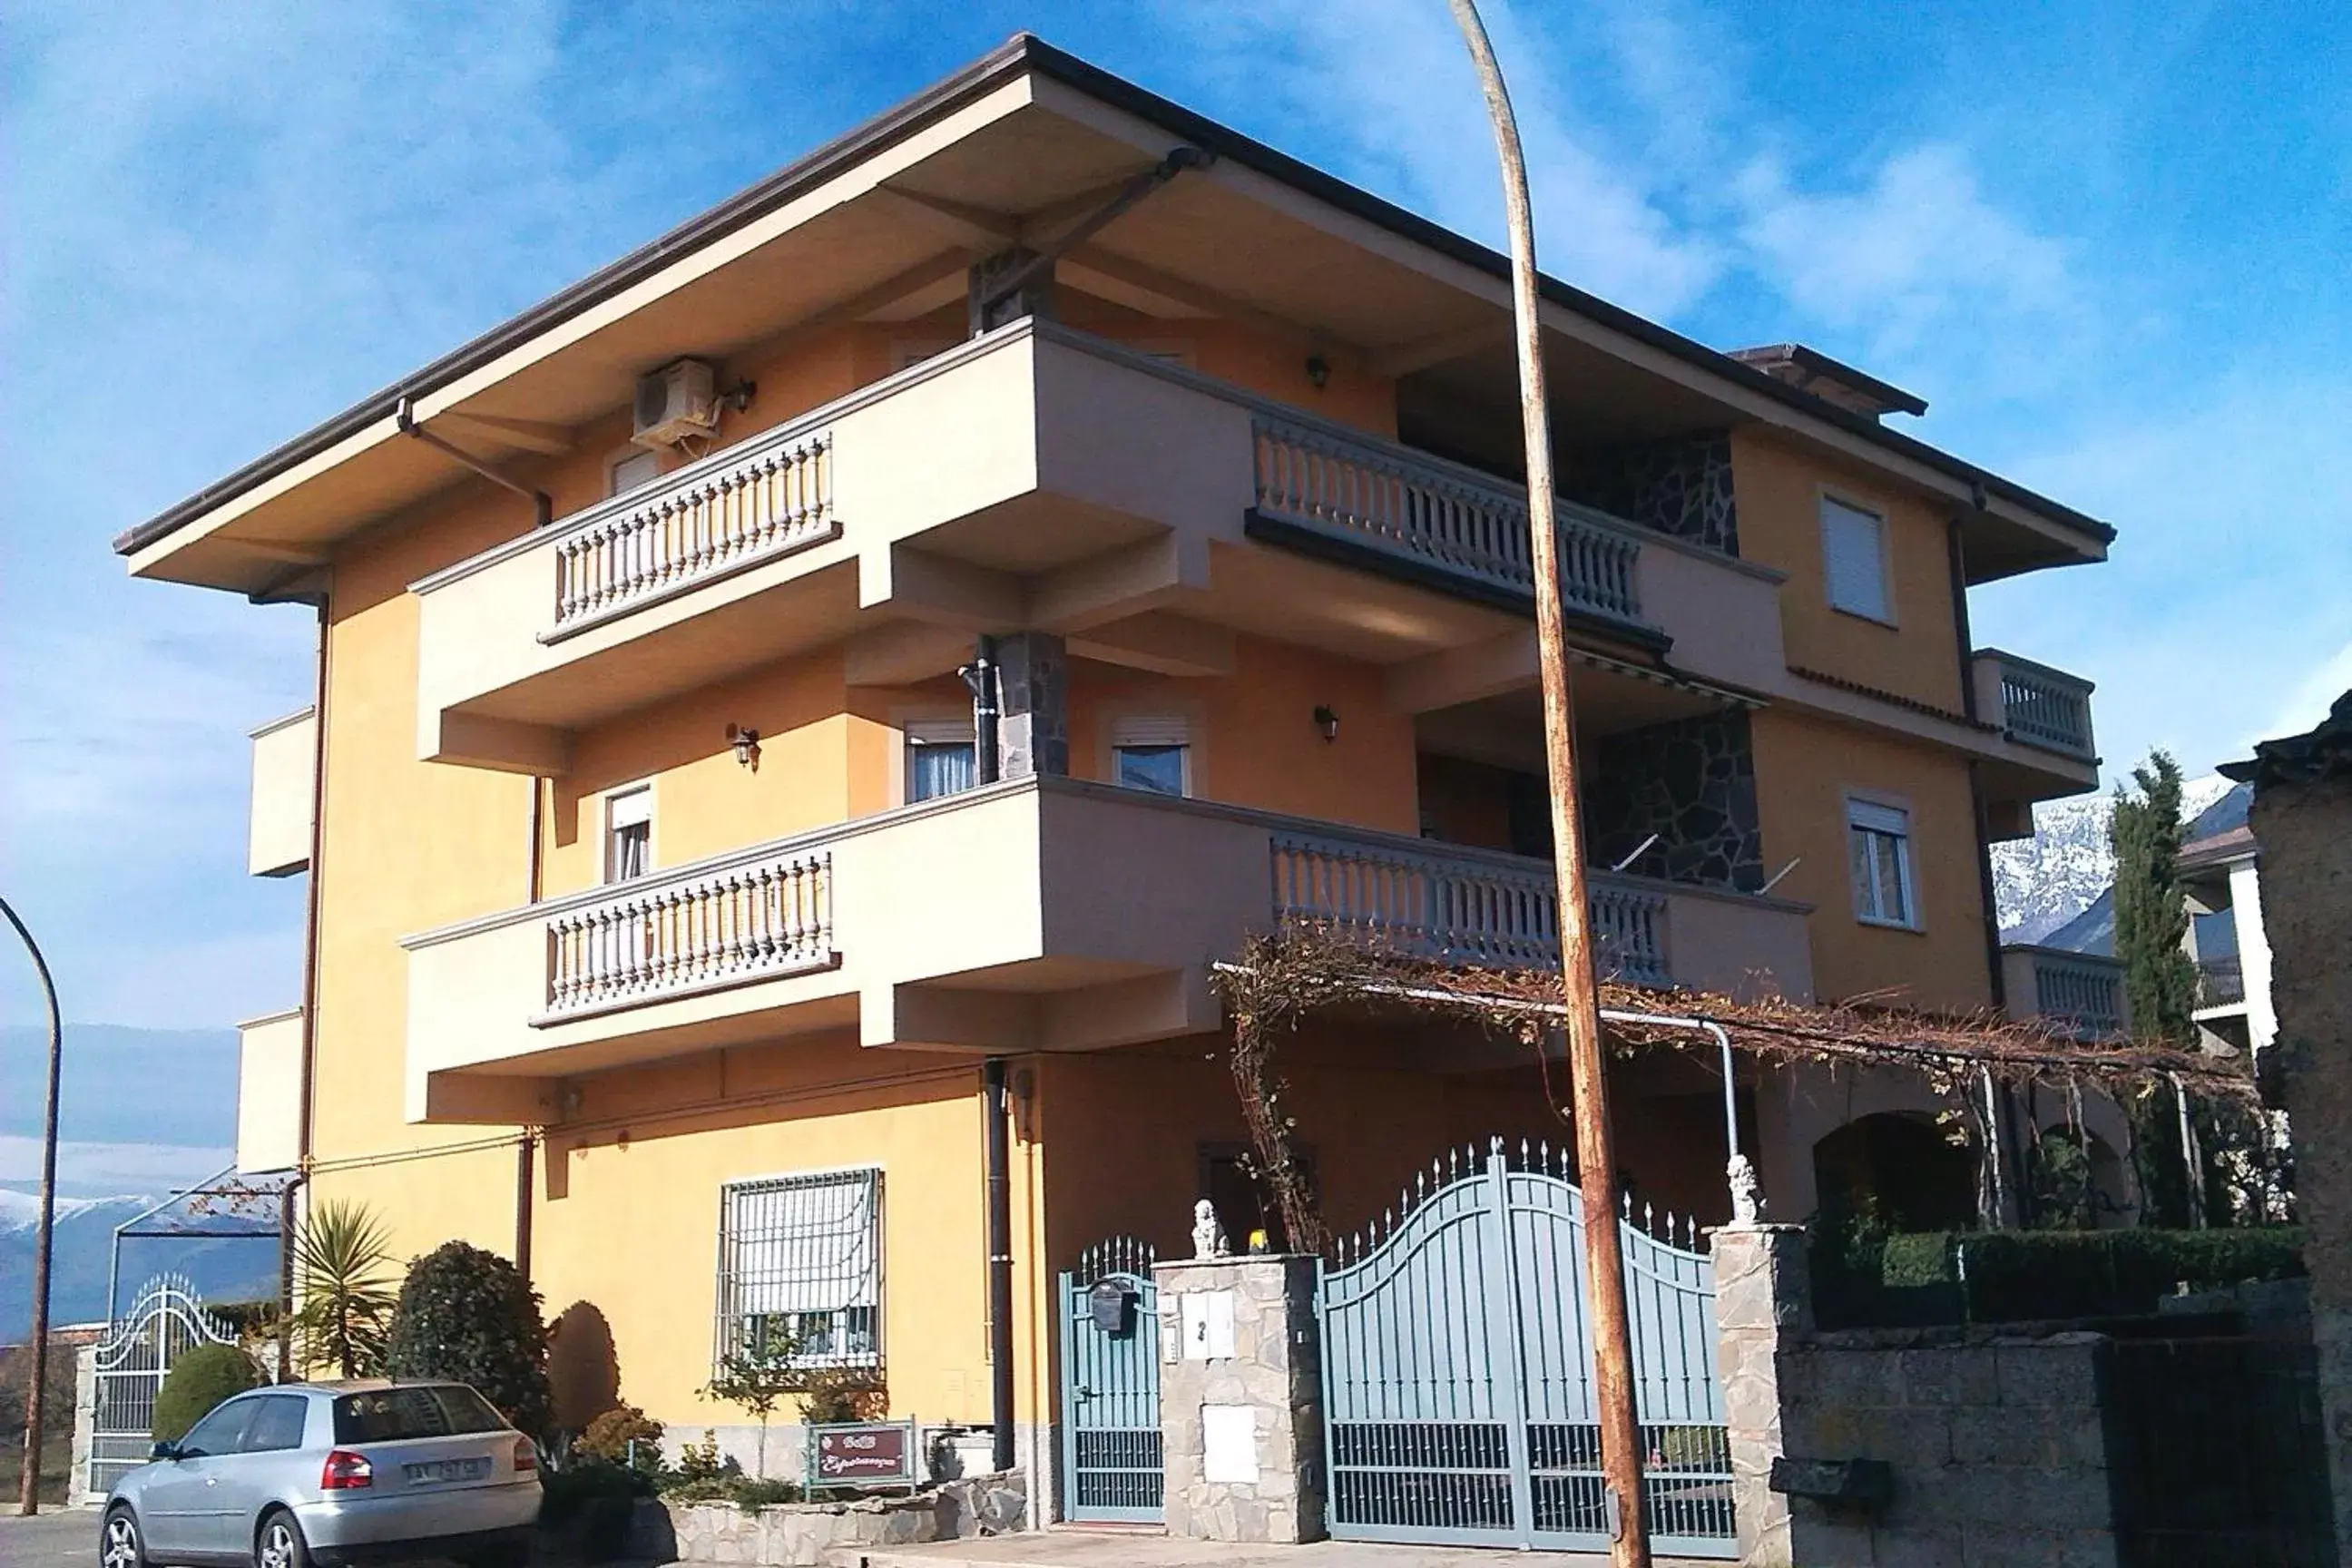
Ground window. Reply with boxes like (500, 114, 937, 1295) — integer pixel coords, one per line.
(334, 1386, 505, 1444)
(1847, 798, 1917, 927)
(610, 449, 662, 497)
(1820, 495, 1891, 622)
(604, 785, 652, 882)
(905, 720, 976, 803)
(240, 1395, 310, 1454)
(1111, 717, 1191, 797)
(176, 1398, 258, 1459)
(718, 1168, 883, 1369)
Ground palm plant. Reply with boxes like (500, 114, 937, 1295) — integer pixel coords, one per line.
(291, 1199, 397, 1377)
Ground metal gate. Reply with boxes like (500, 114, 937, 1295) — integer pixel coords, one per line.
(87, 1273, 243, 1496)
(1318, 1139, 1734, 1556)
(1056, 1235, 1162, 1523)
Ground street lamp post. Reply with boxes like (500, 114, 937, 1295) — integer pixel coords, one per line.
(1442, 4, 1652, 1562)
(3, 896, 64, 1517)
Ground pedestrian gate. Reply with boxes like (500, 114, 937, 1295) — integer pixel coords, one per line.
(1056, 1235, 1162, 1523)
(86, 1273, 244, 1498)
(1318, 1140, 1735, 1556)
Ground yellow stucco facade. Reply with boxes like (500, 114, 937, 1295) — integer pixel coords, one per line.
(148, 42, 2118, 1486)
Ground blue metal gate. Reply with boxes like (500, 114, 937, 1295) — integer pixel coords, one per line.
(1318, 1139, 1735, 1556)
(1057, 1235, 1162, 1523)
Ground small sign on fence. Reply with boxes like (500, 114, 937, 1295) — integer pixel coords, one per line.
(807, 1417, 918, 1490)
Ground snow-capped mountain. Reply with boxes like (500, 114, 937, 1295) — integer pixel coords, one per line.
(1992, 773, 2235, 943)
(2, 1190, 279, 1337)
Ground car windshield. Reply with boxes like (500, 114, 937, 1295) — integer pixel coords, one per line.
(332, 1385, 506, 1443)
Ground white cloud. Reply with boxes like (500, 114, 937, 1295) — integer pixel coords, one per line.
(1733, 143, 2079, 358)
(1168, 0, 1723, 318)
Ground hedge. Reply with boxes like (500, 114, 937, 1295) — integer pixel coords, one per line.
(152, 1343, 264, 1443)
(1813, 1225, 2304, 1328)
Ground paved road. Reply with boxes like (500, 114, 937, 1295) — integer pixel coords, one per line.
(0, 1510, 94, 1568)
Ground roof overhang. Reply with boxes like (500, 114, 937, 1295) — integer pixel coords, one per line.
(119, 34, 2115, 595)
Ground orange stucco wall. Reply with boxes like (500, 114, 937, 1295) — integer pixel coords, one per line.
(1730, 428, 1967, 715)
(1749, 707, 1993, 1012)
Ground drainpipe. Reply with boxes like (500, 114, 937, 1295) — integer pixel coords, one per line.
(963, 636, 1000, 785)
(514, 1133, 535, 1281)
(284, 596, 332, 1380)
(982, 1058, 1016, 1473)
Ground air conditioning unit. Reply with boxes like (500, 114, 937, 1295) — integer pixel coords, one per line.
(632, 358, 720, 447)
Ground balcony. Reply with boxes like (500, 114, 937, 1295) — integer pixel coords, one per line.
(2194, 956, 2247, 1012)
(401, 778, 1813, 1122)
(410, 319, 1779, 773)
(248, 708, 316, 877)
(2000, 945, 2128, 1039)
(236, 1005, 303, 1174)
(1973, 649, 2096, 761)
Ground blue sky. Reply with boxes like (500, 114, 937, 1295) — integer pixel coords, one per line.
(3, 0, 2347, 1038)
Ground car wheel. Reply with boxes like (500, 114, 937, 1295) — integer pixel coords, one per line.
(100, 1506, 147, 1568)
(252, 1510, 310, 1568)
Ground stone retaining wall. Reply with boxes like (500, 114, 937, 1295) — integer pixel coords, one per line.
(653, 1470, 1025, 1565)
(1778, 1328, 2119, 1567)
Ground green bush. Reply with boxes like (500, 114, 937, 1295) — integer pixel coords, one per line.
(657, 1473, 803, 1513)
(152, 1344, 264, 1443)
(576, 1403, 664, 1475)
(1811, 1224, 2303, 1328)
(385, 1240, 552, 1438)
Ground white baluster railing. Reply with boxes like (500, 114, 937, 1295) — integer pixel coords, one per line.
(1269, 833, 1671, 985)
(1978, 650, 2096, 760)
(554, 431, 834, 628)
(544, 850, 834, 1017)
(2030, 951, 2125, 1038)
(1251, 416, 1644, 623)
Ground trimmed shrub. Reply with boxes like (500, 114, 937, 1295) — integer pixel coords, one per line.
(576, 1403, 664, 1475)
(385, 1240, 552, 1438)
(152, 1344, 264, 1443)
(1811, 1223, 2303, 1328)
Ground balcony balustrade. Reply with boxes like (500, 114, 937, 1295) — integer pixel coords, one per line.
(553, 431, 834, 632)
(2195, 956, 2247, 1010)
(1974, 650, 2096, 761)
(1250, 416, 1645, 625)
(544, 849, 836, 1020)
(2001, 945, 2127, 1039)
(1268, 832, 1670, 986)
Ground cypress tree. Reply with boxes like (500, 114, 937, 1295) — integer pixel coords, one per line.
(2110, 750, 2199, 1225)
(2111, 750, 2196, 1040)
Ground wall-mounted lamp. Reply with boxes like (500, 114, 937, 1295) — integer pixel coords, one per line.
(1313, 704, 1340, 742)
(723, 378, 758, 413)
(727, 723, 761, 770)
(1304, 354, 1331, 390)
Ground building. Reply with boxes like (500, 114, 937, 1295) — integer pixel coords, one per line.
(118, 37, 2120, 1495)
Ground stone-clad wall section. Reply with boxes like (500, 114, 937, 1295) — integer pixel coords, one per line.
(1587, 710, 1765, 891)
(1777, 1331, 2120, 1567)
(1154, 1255, 1328, 1544)
(1570, 431, 1740, 555)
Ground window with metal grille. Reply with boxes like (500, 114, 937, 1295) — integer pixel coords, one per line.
(716, 1168, 884, 1370)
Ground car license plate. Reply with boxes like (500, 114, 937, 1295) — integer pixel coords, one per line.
(403, 1456, 490, 1485)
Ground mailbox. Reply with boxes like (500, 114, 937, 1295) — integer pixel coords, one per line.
(1087, 1278, 1136, 1335)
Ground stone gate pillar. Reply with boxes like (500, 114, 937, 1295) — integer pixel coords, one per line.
(1152, 1254, 1327, 1544)
(1710, 1222, 1812, 1568)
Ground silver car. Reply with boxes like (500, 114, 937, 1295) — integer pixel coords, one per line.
(101, 1379, 541, 1568)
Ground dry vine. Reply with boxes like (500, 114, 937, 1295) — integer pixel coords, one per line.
(1210, 930, 2257, 1248)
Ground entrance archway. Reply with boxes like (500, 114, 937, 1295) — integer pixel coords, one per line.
(1811, 1112, 1977, 1231)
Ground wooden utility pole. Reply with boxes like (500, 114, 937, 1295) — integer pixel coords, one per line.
(4, 895, 63, 1517)
(1443, 4, 1651, 1561)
